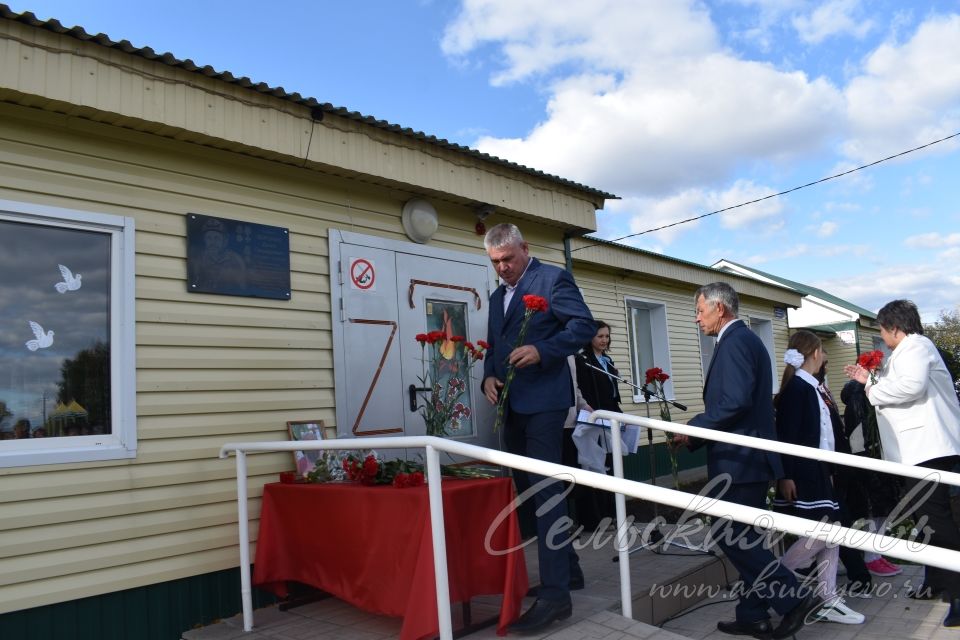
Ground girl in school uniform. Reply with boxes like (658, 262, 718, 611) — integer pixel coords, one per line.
(772, 329, 864, 625)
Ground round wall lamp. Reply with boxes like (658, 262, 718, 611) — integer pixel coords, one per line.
(401, 198, 439, 244)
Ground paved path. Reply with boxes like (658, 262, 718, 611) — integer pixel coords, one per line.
(185, 526, 957, 640)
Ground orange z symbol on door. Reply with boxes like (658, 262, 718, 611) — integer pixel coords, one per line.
(348, 319, 402, 436)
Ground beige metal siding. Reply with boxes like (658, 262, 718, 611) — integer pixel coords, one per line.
(0, 19, 599, 229)
(572, 264, 794, 445)
(0, 102, 519, 613)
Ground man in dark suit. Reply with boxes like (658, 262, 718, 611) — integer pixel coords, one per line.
(482, 223, 596, 634)
(674, 282, 821, 639)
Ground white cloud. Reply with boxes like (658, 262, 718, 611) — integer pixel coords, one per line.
(816, 221, 838, 237)
(792, 0, 874, 44)
(441, 0, 717, 85)
(602, 179, 784, 245)
(842, 14, 960, 162)
(904, 232, 960, 248)
(816, 263, 960, 322)
(446, 1, 845, 197)
(940, 247, 960, 261)
(715, 181, 784, 229)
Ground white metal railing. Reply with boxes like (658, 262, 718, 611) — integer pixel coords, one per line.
(219, 411, 960, 638)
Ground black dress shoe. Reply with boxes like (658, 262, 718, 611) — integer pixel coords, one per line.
(773, 593, 823, 639)
(508, 599, 572, 634)
(525, 575, 585, 597)
(716, 619, 773, 638)
(943, 598, 960, 627)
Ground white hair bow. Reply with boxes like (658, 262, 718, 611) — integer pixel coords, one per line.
(784, 349, 805, 368)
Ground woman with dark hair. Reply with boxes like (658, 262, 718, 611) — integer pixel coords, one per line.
(575, 321, 622, 413)
(844, 299, 960, 627)
(773, 330, 864, 624)
(571, 321, 621, 529)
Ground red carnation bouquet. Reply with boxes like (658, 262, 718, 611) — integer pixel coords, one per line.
(646, 366, 679, 489)
(494, 294, 548, 431)
(857, 350, 884, 384)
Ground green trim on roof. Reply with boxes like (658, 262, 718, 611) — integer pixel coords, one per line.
(717, 260, 877, 319)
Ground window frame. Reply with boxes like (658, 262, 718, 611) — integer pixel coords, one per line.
(745, 315, 777, 389)
(0, 199, 136, 468)
(624, 296, 674, 404)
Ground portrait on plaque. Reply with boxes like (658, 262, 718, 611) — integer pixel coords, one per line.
(186, 213, 291, 299)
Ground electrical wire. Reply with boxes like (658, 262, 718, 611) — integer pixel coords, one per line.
(573, 130, 960, 251)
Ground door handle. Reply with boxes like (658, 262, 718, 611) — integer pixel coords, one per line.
(408, 384, 431, 412)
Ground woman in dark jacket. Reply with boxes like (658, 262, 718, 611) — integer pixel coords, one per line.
(569, 321, 621, 529)
(575, 321, 622, 413)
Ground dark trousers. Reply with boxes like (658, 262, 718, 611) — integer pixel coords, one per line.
(711, 482, 804, 623)
(505, 408, 581, 604)
(833, 476, 872, 586)
(905, 455, 960, 599)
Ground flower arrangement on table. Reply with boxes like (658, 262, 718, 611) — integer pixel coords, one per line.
(305, 449, 496, 488)
(856, 349, 885, 458)
(645, 366, 680, 489)
(494, 294, 548, 431)
(413, 330, 488, 437)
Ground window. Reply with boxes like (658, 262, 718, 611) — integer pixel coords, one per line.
(699, 317, 776, 386)
(747, 316, 777, 388)
(0, 199, 136, 467)
(699, 328, 716, 377)
(625, 298, 673, 403)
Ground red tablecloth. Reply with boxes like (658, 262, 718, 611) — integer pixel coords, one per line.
(253, 477, 529, 640)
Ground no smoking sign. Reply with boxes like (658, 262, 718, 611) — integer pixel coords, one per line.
(349, 258, 376, 290)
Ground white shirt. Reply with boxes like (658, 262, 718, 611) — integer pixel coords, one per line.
(501, 259, 533, 314)
(716, 318, 742, 342)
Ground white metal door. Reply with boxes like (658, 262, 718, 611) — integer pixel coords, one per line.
(332, 232, 496, 456)
(396, 252, 495, 450)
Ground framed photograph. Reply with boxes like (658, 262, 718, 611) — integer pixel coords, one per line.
(287, 420, 326, 477)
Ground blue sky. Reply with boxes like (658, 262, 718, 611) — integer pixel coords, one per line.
(9, 0, 960, 321)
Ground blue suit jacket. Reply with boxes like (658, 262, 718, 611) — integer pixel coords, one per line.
(484, 258, 595, 414)
(688, 320, 784, 484)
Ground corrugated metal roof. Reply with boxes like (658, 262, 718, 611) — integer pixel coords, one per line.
(0, 4, 617, 201)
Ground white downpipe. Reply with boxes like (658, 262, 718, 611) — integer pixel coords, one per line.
(219, 420, 960, 634)
(235, 451, 254, 632)
(425, 445, 453, 640)
(605, 417, 632, 618)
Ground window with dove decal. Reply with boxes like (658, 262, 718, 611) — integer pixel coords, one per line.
(0, 200, 136, 467)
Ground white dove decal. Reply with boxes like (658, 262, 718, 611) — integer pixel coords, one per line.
(54, 264, 82, 293)
(25, 321, 54, 351)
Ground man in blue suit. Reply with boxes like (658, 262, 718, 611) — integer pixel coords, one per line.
(675, 282, 822, 639)
(482, 223, 596, 634)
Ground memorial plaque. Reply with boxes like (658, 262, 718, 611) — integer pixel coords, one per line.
(186, 213, 291, 300)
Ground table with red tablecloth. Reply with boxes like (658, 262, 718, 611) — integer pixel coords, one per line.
(252, 477, 529, 640)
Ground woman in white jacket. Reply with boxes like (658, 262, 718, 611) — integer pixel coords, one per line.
(844, 299, 960, 627)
